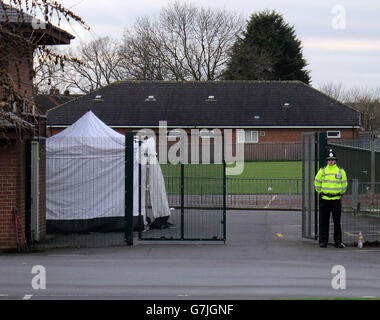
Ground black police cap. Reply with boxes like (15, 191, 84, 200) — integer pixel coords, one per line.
(326, 149, 337, 160)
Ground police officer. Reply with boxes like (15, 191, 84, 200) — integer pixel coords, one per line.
(314, 149, 348, 248)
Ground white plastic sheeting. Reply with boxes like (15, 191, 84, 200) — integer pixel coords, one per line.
(141, 137, 171, 221)
(46, 111, 140, 220)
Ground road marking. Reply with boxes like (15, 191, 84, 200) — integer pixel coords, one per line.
(177, 294, 190, 297)
(22, 295, 33, 300)
(287, 225, 301, 227)
(276, 233, 284, 238)
(265, 195, 277, 208)
(362, 296, 376, 298)
(0, 294, 9, 297)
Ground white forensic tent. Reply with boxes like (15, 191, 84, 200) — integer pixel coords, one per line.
(46, 111, 135, 232)
(46, 111, 171, 233)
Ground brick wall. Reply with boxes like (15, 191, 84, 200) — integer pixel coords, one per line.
(5, 46, 35, 104)
(0, 133, 26, 250)
(0, 133, 46, 250)
(254, 128, 359, 143)
(1, 42, 46, 250)
(48, 126, 360, 142)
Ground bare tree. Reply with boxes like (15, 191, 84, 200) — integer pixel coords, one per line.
(320, 83, 380, 131)
(318, 82, 345, 102)
(45, 37, 125, 94)
(0, 0, 89, 135)
(120, 17, 169, 80)
(344, 87, 380, 131)
(120, 1, 244, 80)
(33, 46, 74, 94)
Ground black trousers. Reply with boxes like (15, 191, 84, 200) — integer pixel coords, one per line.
(319, 198, 342, 244)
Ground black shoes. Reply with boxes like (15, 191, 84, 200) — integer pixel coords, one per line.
(319, 242, 346, 248)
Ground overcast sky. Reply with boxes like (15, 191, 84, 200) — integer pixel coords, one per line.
(55, 0, 380, 91)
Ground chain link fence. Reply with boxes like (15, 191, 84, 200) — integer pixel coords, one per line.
(339, 180, 380, 245)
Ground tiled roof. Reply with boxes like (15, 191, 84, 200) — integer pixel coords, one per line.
(34, 94, 80, 115)
(47, 80, 361, 128)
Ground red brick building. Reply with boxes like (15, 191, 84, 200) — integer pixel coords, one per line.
(0, 4, 74, 250)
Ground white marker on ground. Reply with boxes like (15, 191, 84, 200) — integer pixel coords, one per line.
(265, 195, 277, 208)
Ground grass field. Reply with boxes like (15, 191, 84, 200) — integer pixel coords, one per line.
(227, 161, 302, 179)
(161, 161, 302, 179)
(159, 161, 302, 194)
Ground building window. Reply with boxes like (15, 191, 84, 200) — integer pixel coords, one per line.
(200, 129, 220, 138)
(327, 131, 341, 139)
(237, 130, 258, 143)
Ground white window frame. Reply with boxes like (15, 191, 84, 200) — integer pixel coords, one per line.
(327, 131, 341, 139)
(237, 129, 258, 143)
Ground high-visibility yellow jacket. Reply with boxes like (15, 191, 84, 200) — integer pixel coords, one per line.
(314, 164, 348, 200)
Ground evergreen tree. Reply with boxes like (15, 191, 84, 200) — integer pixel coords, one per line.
(223, 10, 311, 84)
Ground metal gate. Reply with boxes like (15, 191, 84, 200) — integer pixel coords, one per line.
(301, 132, 318, 239)
(133, 132, 226, 242)
(327, 137, 380, 244)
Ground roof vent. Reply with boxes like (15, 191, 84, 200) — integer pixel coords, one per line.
(145, 95, 156, 101)
(254, 115, 260, 119)
(94, 94, 103, 101)
(282, 102, 291, 119)
(206, 95, 216, 101)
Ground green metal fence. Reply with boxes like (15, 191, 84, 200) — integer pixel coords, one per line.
(327, 142, 380, 182)
(137, 134, 226, 242)
(318, 134, 380, 245)
(334, 180, 380, 245)
(227, 178, 301, 210)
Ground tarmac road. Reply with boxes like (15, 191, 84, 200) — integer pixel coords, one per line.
(0, 210, 380, 300)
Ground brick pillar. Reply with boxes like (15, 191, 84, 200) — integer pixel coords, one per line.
(0, 134, 26, 250)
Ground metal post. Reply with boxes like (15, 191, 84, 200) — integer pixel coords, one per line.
(125, 132, 134, 246)
(301, 135, 305, 237)
(181, 162, 184, 240)
(314, 132, 318, 240)
(370, 132, 375, 205)
(222, 132, 226, 243)
(352, 179, 359, 211)
(317, 132, 327, 240)
(319, 132, 327, 169)
(307, 135, 312, 237)
(25, 139, 32, 248)
(138, 139, 143, 240)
